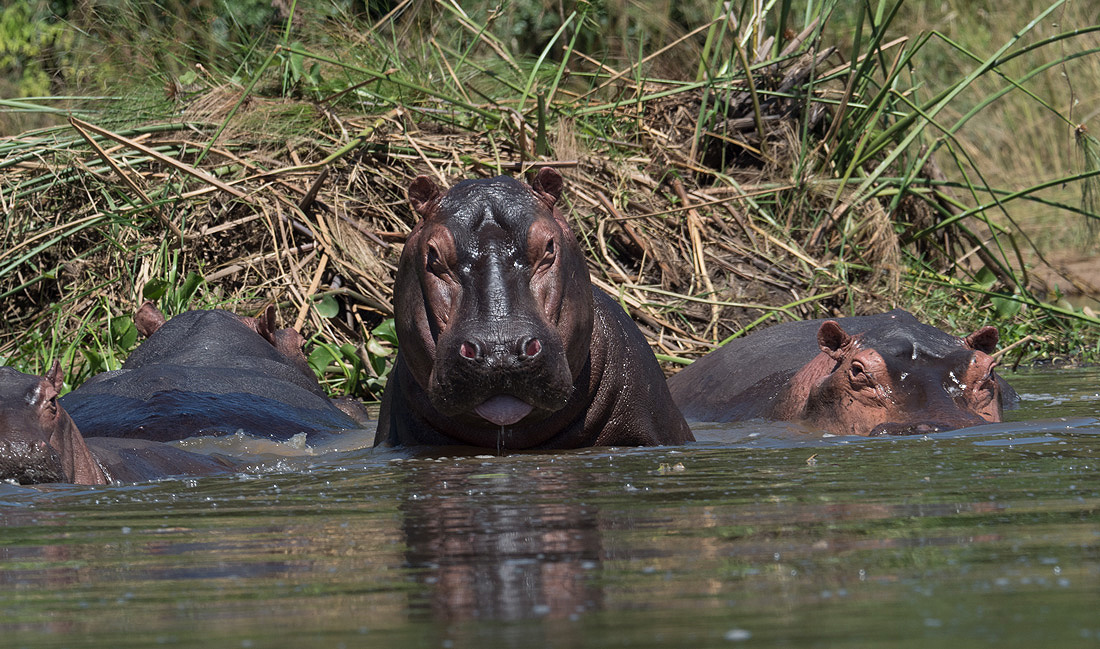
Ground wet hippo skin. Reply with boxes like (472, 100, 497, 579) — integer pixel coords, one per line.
(374, 168, 694, 449)
(59, 304, 363, 443)
(1, 363, 235, 485)
(668, 309, 1017, 437)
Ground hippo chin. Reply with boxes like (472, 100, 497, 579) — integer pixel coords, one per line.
(668, 309, 1017, 437)
(374, 168, 694, 449)
(1, 363, 235, 486)
(59, 303, 364, 443)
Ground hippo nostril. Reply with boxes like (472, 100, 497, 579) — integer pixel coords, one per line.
(522, 338, 542, 358)
(460, 341, 479, 360)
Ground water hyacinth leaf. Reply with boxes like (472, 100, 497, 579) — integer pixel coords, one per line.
(991, 294, 1022, 319)
(308, 344, 338, 373)
(974, 266, 998, 291)
(314, 294, 339, 318)
(366, 336, 391, 359)
(371, 318, 398, 346)
(288, 41, 305, 82)
(109, 316, 137, 350)
(80, 348, 116, 374)
(176, 272, 204, 306)
(143, 278, 169, 301)
(369, 353, 387, 377)
(339, 343, 361, 367)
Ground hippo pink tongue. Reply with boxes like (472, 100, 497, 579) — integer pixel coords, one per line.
(474, 395, 534, 426)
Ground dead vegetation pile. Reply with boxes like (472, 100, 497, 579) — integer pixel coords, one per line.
(0, 30, 1002, 395)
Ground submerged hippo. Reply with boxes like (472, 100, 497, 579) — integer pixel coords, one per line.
(1, 363, 235, 485)
(668, 309, 1017, 436)
(374, 168, 693, 449)
(59, 304, 363, 443)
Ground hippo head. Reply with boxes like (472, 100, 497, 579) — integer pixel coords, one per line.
(395, 169, 594, 442)
(0, 363, 107, 485)
(797, 319, 1004, 437)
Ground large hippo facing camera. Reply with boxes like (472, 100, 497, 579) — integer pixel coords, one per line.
(59, 303, 363, 443)
(668, 309, 1017, 437)
(374, 168, 693, 449)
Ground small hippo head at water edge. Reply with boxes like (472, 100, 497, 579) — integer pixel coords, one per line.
(376, 168, 693, 448)
(669, 309, 1016, 437)
(787, 316, 1008, 436)
(395, 168, 592, 435)
(0, 362, 107, 485)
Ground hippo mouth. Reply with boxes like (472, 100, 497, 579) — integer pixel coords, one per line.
(473, 395, 535, 426)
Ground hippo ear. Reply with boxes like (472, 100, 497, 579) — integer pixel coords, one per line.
(45, 360, 64, 395)
(256, 304, 278, 343)
(27, 362, 61, 418)
(530, 167, 563, 206)
(964, 325, 999, 354)
(817, 320, 852, 360)
(408, 176, 443, 216)
(28, 360, 62, 411)
(134, 301, 167, 338)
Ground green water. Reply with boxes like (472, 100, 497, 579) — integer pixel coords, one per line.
(1, 367, 1098, 648)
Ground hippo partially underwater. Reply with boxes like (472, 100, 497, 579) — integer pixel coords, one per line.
(1, 363, 235, 485)
(374, 168, 693, 449)
(668, 309, 1017, 437)
(59, 303, 364, 444)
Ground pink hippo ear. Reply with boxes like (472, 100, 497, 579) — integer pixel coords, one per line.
(134, 301, 167, 338)
(817, 320, 853, 360)
(530, 167, 563, 206)
(964, 326, 999, 354)
(408, 175, 443, 217)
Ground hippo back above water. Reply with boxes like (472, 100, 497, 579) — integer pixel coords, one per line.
(668, 309, 1017, 437)
(374, 168, 693, 449)
(59, 305, 362, 443)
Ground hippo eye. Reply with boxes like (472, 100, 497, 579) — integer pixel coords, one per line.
(535, 237, 556, 272)
(849, 361, 874, 388)
(426, 245, 447, 276)
(45, 396, 59, 419)
(977, 369, 998, 393)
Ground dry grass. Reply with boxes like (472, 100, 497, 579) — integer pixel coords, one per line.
(0, 61, 894, 387)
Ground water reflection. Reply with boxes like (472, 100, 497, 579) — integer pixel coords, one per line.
(397, 457, 603, 622)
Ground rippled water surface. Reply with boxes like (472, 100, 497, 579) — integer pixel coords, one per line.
(2, 367, 1098, 648)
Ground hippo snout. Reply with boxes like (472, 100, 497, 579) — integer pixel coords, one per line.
(429, 319, 573, 420)
(459, 335, 543, 367)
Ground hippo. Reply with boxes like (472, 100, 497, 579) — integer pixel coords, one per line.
(59, 303, 363, 443)
(1, 363, 236, 485)
(667, 309, 1017, 436)
(374, 168, 694, 449)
